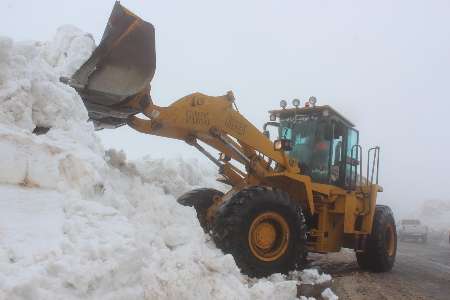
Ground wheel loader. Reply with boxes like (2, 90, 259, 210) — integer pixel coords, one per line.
(62, 2, 397, 277)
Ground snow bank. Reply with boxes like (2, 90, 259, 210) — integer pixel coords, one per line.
(417, 199, 450, 231)
(107, 150, 225, 198)
(0, 27, 334, 299)
(0, 26, 94, 132)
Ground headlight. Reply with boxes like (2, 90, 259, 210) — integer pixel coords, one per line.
(292, 98, 300, 107)
(280, 100, 287, 109)
(274, 140, 283, 150)
(273, 139, 292, 151)
(219, 153, 231, 162)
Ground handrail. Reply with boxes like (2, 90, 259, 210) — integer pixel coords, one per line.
(367, 146, 380, 188)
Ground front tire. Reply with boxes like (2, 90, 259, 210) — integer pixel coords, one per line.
(212, 186, 307, 278)
(177, 188, 224, 232)
(356, 205, 397, 272)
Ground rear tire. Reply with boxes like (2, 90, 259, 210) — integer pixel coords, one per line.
(356, 205, 397, 272)
(212, 186, 307, 278)
(177, 188, 224, 232)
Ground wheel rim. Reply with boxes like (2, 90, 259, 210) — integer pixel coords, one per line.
(248, 212, 290, 262)
(385, 224, 395, 256)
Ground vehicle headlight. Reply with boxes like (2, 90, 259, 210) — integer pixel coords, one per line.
(219, 152, 231, 162)
(309, 96, 317, 106)
(274, 140, 283, 150)
(269, 113, 277, 121)
(273, 139, 292, 151)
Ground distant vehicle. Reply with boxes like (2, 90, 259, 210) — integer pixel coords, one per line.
(398, 219, 428, 243)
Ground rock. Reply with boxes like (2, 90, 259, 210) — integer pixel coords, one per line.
(297, 279, 333, 299)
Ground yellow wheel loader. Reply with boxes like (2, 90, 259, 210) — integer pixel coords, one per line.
(62, 2, 397, 277)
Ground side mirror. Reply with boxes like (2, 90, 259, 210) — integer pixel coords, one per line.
(274, 139, 292, 151)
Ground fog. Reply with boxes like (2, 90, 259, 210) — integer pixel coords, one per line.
(2, 0, 449, 219)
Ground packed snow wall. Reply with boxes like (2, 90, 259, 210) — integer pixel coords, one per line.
(0, 26, 336, 300)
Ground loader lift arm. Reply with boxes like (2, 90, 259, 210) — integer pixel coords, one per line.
(125, 91, 315, 215)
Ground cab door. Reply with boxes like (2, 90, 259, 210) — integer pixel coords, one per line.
(345, 128, 360, 189)
(329, 121, 344, 185)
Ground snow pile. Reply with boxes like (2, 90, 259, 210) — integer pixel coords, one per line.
(0, 27, 334, 299)
(106, 150, 224, 198)
(0, 25, 102, 192)
(0, 25, 94, 132)
(417, 199, 450, 231)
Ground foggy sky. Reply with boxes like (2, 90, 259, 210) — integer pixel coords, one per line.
(2, 0, 450, 217)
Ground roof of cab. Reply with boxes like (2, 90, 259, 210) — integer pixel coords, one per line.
(269, 105, 355, 127)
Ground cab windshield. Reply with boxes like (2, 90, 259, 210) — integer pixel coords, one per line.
(279, 116, 330, 183)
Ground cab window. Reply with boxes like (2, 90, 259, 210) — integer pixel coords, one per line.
(330, 122, 344, 184)
(345, 128, 359, 187)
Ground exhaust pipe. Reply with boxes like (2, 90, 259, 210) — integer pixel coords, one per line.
(62, 1, 156, 129)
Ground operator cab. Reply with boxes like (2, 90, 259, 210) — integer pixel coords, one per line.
(266, 99, 360, 189)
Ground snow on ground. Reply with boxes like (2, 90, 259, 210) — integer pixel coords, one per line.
(0, 27, 336, 299)
(320, 288, 338, 300)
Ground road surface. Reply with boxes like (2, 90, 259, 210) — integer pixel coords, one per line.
(310, 238, 450, 299)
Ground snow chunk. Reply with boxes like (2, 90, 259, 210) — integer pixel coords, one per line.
(321, 287, 339, 300)
(295, 268, 332, 285)
(41, 25, 95, 76)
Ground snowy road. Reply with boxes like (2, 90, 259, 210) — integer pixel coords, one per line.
(311, 239, 450, 299)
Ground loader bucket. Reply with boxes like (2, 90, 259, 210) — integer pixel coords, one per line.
(63, 1, 155, 129)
